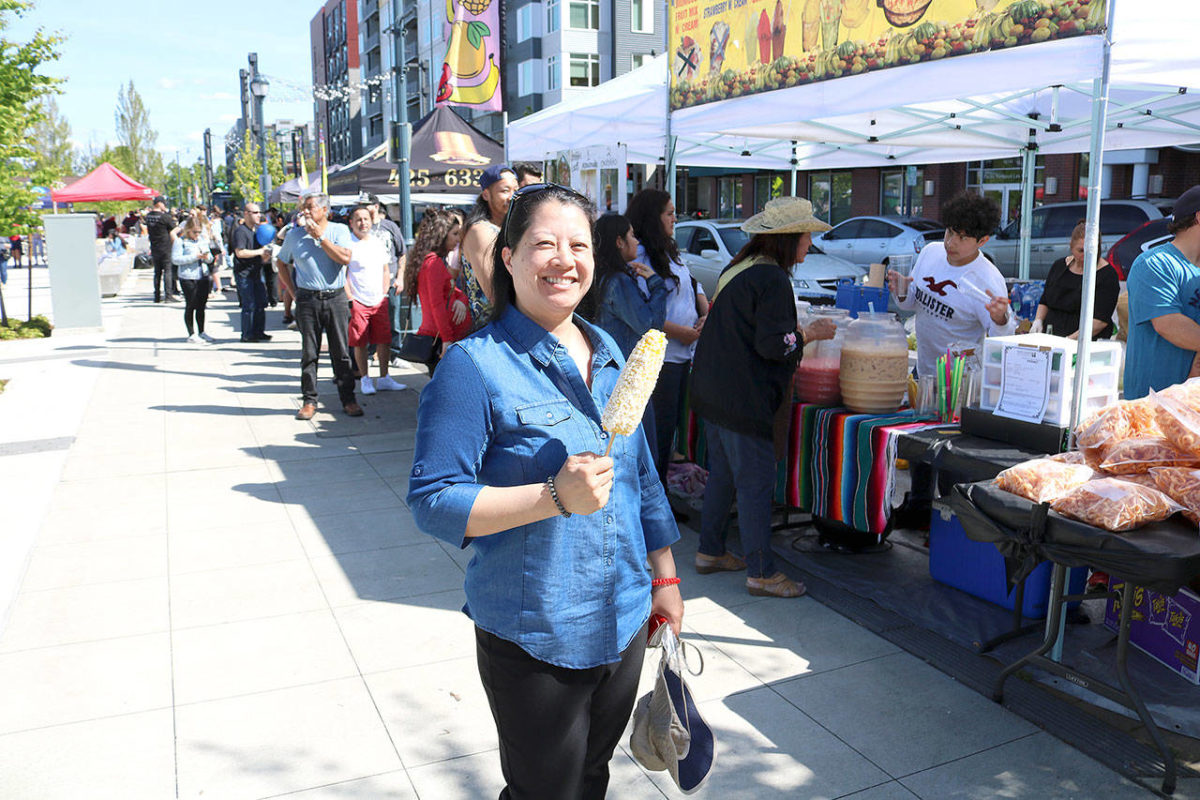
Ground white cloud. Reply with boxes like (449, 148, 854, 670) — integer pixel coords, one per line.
(201, 91, 235, 101)
(184, 131, 203, 142)
(218, 113, 238, 122)
(157, 78, 181, 90)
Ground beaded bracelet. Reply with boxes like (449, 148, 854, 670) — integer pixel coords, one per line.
(651, 577, 681, 588)
(545, 476, 571, 518)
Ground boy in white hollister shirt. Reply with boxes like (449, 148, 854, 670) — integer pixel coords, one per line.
(346, 205, 406, 394)
(889, 192, 1015, 378)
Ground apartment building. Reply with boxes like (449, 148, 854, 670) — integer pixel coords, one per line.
(311, 0, 363, 165)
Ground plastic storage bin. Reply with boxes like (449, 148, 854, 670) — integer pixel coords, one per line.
(835, 279, 890, 319)
(979, 333, 1121, 427)
(929, 502, 1086, 619)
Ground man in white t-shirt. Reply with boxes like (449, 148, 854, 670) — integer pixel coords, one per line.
(889, 192, 1015, 378)
(887, 192, 1013, 532)
(346, 205, 405, 394)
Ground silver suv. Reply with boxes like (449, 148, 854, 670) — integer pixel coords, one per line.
(981, 200, 1163, 279)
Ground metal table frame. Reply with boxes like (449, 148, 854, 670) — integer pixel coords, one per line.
(993, 563, 1178, 796)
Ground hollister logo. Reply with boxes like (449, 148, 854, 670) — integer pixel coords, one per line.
(923, 276, 957, 297)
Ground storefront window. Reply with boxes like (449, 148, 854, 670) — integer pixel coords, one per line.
(967, 157, 1044, 226)
(880, 168, 924, 217)
(754, 173, 787, 212)
(717, 177, 743, 219)
(809, 171, 853, 225)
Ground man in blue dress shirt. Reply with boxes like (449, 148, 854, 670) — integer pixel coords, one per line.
(275, 193, 362, 420)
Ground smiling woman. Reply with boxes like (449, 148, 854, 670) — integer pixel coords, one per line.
(407, 183, 685, 799)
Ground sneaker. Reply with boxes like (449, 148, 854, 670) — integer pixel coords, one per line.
(747, 572, 806, 598)
(695, 552, 747, 575)
(375, 375, 407, 391)
(186, 334, 205, 344)
(198, 332, 216, 343)
(360, 376, 376, 395)
(287, 321, 298, 331)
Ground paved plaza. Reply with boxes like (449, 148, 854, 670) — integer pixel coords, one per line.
(0, 268, 1175, 798)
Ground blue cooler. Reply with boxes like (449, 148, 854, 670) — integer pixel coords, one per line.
(929, 501, 1085, 619)
(835, 279, 890, 319)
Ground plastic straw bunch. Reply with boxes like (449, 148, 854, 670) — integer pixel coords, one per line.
(935, 349, 966, 423)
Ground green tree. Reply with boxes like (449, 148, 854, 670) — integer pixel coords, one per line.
(30, 95, 72, 180)
(264, 136, 286, 195)
(230, 129, 263, 204)
(0, 0, 63, 234)
(114, 80, 163, 190)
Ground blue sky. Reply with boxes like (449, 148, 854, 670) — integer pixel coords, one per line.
(10, 1, 323, 167)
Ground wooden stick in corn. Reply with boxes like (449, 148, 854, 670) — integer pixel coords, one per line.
(601, 330, 667, 457)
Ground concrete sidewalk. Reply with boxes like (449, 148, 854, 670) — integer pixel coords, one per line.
(0, 272, 1163, 799)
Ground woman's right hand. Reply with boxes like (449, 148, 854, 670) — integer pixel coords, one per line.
(554, 453, 614, 515)
(630, 260, 655, 279)
(803, 317, 837, 343)
(451, 299, 467, 325)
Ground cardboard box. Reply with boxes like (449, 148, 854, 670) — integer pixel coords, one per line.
(1105, 582, 1200, 684)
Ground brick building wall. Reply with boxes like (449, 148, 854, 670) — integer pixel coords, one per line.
(1154, 149, 1200, 200)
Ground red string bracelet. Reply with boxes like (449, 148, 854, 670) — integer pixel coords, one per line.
(651, 577, 681, 588)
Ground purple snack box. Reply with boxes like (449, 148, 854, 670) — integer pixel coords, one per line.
(1105, 581, 1200, 684)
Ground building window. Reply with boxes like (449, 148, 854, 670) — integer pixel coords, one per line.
(880, 168, 924, 217)
(568, 0, 599, 30)
(518, 59, 540, 96)
(631, 0, 653, 33)
(517, 4, 539, 41)
(369, 115, 383, 139)
(569, 53, 600, 87)
(809, 171, 854, 225)
(631, 53, 646, 69)
(546, 54, 559, 91)
(546, 0, 560, 32)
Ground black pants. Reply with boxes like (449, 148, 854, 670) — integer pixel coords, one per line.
(179, 278, 209, 335)
(263, 262, 278, 305)
(476, 626, 647, 800)
(152, 250, 175, 300)
(651, 360, 690, 482)
(294, 288, 356, 405)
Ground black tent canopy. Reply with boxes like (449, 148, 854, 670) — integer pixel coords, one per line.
(328, 105, 504, 199)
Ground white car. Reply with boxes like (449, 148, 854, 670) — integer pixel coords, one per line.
(674, 220, 866, 303)
(811, 215, 945, 274)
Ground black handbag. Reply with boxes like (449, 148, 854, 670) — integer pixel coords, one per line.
(396, 294, 441, 365)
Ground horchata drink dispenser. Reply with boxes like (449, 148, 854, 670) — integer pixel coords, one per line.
(839, 312, 910, 414)
(795, 306, 849, 405)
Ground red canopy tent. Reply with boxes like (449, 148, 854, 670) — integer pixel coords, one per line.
(51, 162, 157, 203)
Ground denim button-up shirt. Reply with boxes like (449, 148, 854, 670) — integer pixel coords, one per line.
(594, 271, 668, 358)
(407, 305, 679, 669)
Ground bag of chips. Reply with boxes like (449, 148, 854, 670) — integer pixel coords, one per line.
(1098, 437, 1200, 475)
(1047, 451, 1088, 465)
(1051, 477, 1183, 531)
(1149, 467, 1200, 524)
(1152, 380, 1200, 457)
(1075, 400, 1157, 467)
(995, 457, 1094, 504)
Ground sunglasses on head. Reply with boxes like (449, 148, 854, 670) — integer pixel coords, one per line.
(501, 183, 592, 242)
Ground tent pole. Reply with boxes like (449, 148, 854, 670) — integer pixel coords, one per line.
(1070, 0, 1116, 435)
(396, 6, 413, 245)
(790, 141, 798, 195)
(1017, 141, 1036, 281)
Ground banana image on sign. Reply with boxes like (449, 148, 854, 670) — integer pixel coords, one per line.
(438, 0, 502, 111)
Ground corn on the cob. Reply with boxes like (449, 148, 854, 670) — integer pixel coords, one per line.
(602, 330, 667, 438)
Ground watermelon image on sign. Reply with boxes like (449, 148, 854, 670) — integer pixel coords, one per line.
(675, 36, 702, 81)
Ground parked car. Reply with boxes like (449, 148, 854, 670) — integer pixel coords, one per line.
(981, 200, 1163, 279)
(811, 216, 945, 273)
(674, 219, 866, 303)
(1106, 216, 1173, 280)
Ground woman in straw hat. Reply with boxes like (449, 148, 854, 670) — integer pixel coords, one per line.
(689, 197, 838, 598)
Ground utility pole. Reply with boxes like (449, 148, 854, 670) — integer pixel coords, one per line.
(248, 53, 271, 203)
(203, 129, 214, 203)
(391, 0, 413, 243)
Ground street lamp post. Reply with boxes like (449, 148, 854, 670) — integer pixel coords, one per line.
(248, 55, 271, 203)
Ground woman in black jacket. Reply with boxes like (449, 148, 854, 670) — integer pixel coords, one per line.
(689, 197, 836, 598)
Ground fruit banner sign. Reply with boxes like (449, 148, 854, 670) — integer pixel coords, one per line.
(669, 0, 1107, 110)
(438, 0, 502, 112)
